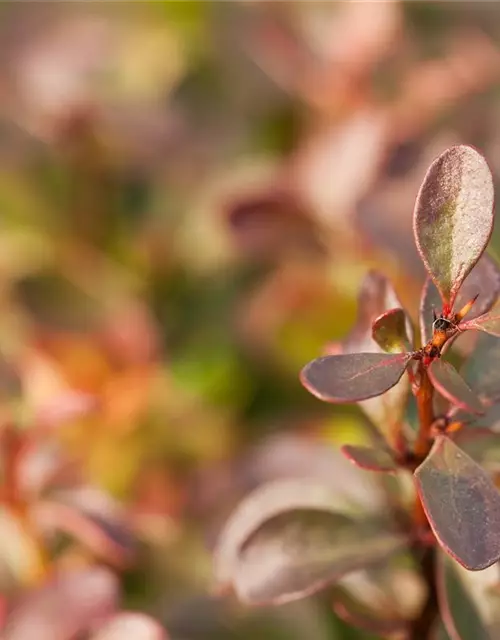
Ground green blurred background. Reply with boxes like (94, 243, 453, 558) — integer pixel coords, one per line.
(2, 2, 500, 638)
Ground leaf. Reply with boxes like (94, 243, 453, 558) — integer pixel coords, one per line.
(91, 613, 168, 640)
(372, 308, 412, 353)
(428, 359, 485, 415)
(341, 445, 397, 472)
(461, 332, 500, 403)
(213, 479, 405, 605)
(437, 551, 491, 640)
(4, 567, 119, 640)
(339, 270, 413, 354)
(414, 436, 500, 570)
(420, 276, 443, 345)
(327, 271, 412, 438)
(454, 254, 500, 321)
(413, 145, 494, 306)
(461, 309, 500, 337)
(300, 352, 410, 404)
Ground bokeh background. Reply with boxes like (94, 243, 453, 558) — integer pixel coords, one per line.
(2, 2, 500, 638)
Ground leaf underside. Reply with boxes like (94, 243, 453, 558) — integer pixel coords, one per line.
(428, 359, 485, 415)
(413, 145, 494, 306)
(415, 436, 500, 571)
(462, 311, 500, 337)
(301, 352, 409, 404)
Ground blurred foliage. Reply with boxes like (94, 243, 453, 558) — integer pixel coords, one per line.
(1, 1, 500, 638)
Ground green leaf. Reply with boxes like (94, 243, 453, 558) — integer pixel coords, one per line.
(415, 436, 500, 570)
(341, 445, 397, 472)
(413, 145, 494, 306)
(300, 352, 410, 404)
(428, 359, 485, 415)
(437, 551, 490, 640)
(213, 480, 405, 605)
(372, 308, 412, 353)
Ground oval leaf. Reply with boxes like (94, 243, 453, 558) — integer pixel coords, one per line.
(300, 352, 410, 404)
(415, 436, 500, 570)
(413, 145, 494, 306)
(372, 308, 412, 353)
(461, 310, 500, 337)
(230, 511, 405, 605)
(214, 479, 346, 592)
(437, 551, 490, 640)
(213, 479, 405, 605)
(333, 589, 407, 636)
(461, 332, 500, 403)
(428, 359, 485, 415)
(341, 445, 397, 472)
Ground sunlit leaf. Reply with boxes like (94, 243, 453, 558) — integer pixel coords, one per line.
(213, 479, 405, 605)
(437, 551, 490, 640)
(372, 308, 412, 353)
(300, 352, 410, 404)
(4, 568, 119, 640)
(415, 436, 500, 570)
(461, 333, 500, 403)
(92, 613, 168, 640)
(413, 145, 494, 306)
(341, 445, 397, 472)
(428, 359, 485, 415)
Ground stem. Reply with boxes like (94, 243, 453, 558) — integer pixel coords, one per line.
(414, 363, 434, 459)
(407, 546, 439, 640)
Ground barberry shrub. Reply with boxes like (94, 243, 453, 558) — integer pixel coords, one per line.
(213, 145, 500, 638)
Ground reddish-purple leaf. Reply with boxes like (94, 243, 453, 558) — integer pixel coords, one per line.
(372, 308, 412, 353)
(341, 445, 397, 472)
(413, 145, 494, 306)
(300, 352, 410, 404)
(461, 310, 500, 337)
(213, 479, 405, 605)
(461, 333, 500, 403)
(415, 436, 500, 570)
(437, 551, 490, 640)
(428, 359, 485, 415)
(92, 613, 168, 640)
(420, 276, 443, 345)
(4, 568, 119, 640)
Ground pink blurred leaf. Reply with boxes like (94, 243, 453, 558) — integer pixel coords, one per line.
(341, 445, 397, 472)
(415, 436, 500, 570)
(413, 145, 494, 306)
(32, 499, 136, 569)
(213, 479, 405, 605)
(4, 567, 119, 640)
(332, 590, 407, 636)
(372, 308, 412, 353)
(437, 551, 490, 640)
(92, 613, 168, 640)
(300, 352, 410, 404)
(428, 359, 485, 415)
